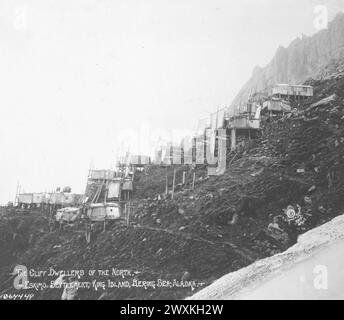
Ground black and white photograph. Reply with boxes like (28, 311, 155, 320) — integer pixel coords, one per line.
(1, 0, 344, 305)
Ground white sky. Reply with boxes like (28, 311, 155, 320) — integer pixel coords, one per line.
(0, 0, 343, 203)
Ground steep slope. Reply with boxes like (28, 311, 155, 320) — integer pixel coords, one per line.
(1, 14, 344, 299)
(1, 70, 343, 300)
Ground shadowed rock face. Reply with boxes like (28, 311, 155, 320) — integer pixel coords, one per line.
(230, 11, 344, 111)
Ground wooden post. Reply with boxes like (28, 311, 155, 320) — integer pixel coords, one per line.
(192, 172, 196, 190)
(124, 202, 130, 227)
(49, 215, 52, 232)
(104, 180, 109, 203)
(85, 222, 91, 243)
(172, 168, 176, 199)
(119, 180, 122, 202)
(14, 182, 19, 206)
(165, 175, 168, 195)
(215, 106, 219, 129)
(127, 202, 130, 227)
(52, 202, 56, 216)
(182, 171, 186, 185)
(231, 128, 236, 152)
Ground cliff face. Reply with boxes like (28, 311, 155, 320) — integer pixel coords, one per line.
(231, 11, 344, 109)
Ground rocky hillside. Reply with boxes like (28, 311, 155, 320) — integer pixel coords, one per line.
(1, 14, 344, 299)
(230, 11, 344, 109)
(1, 68, 344, 299)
